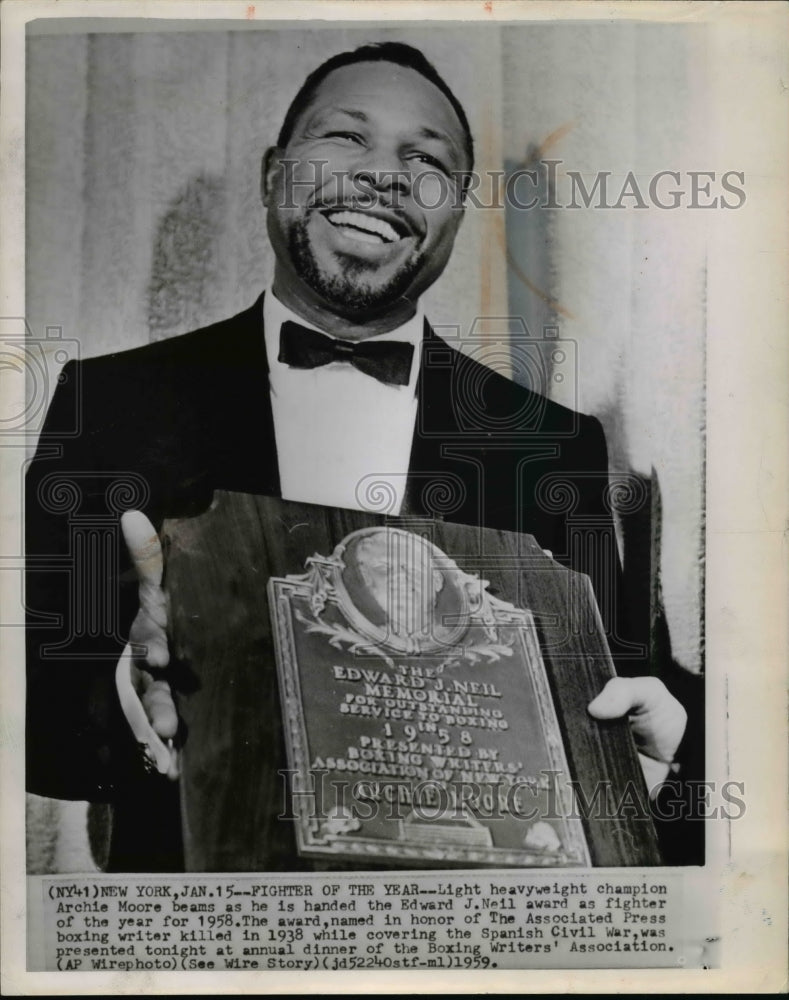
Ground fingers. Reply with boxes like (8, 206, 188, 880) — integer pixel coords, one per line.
(136, 668, 180, 780)
(116, 645, 178, 778)
(139, 672, 179, 740)
(117, 513, 179, 778)
(129, 605, 170, 668)
(136, 670, 181, 779)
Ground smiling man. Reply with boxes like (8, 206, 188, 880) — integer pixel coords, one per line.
(259, 47, 472, 515)
(263, 53, 469, 334)
(25, 42, 699, 871)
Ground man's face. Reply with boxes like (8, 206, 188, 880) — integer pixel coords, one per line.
(263, 61, 469, 326)
(355, 531, 443, 638)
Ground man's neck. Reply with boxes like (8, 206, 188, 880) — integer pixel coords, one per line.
(271, 269, 419, 341)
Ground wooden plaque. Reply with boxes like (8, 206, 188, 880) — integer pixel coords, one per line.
(162, 491, 661, 870)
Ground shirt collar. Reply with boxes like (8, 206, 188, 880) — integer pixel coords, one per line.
(264, 289, 424, 391)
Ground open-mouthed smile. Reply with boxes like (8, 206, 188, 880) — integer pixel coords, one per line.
(321, 208, 413, 245)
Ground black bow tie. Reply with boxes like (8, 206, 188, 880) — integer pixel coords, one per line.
(278, 320, 414, 387)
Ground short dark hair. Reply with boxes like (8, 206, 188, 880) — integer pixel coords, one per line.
(276, 41, 474, 175)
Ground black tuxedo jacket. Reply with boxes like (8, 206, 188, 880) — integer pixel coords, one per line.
(25, 295, 702, 866)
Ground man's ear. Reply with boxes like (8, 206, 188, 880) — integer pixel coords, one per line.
(260, 146, 282, 207)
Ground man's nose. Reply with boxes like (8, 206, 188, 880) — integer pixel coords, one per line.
(351, 147, 412, 202)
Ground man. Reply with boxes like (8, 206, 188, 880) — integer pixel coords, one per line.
(353, 529, 446, 644)
(26, 42, 698, 870)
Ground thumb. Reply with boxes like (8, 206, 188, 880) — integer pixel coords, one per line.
(588, 676, 667, 720)
(122, 509, 163, 590)
(589, 676, 687, 766)
(122, 510, 169, 668)
(121, 509, 162, 566)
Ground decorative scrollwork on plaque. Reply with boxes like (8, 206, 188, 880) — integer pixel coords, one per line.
(290, 527, 529, 667)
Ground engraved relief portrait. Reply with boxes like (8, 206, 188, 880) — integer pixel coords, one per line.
(334, 528, 469, 654)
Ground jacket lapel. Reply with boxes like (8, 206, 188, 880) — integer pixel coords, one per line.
(216, 292, 281, 499)
(253, 292, 280, 496)
(402, 319, 462, 518)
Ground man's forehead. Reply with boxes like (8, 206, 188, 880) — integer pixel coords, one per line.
(358, 533, 390, 555)
(295, 60, 465, 142)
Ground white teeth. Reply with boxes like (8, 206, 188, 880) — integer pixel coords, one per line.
(338, 229, 385, 244)
(326, 210, 402, 243)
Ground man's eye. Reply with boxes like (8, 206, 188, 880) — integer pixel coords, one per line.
(408, 151, 449, 173)
(324, 131, 364, 144)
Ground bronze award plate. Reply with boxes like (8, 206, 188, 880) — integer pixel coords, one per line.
(268, 525, 591, 867)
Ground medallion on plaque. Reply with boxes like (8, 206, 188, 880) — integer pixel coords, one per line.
(268, 525, 591, 867)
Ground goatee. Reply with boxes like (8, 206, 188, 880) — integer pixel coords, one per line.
(288, 221, 423, 320)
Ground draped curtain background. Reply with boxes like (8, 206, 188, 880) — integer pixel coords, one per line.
(25, 20, 706, 869)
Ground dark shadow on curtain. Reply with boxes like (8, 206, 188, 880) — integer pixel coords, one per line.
(147, 174, 227, 343)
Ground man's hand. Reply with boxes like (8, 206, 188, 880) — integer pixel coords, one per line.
(588, 677, 687, 794)
(115, 510, 179, 779)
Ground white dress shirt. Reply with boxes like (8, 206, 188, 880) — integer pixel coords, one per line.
(263, 291, 423, 515)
